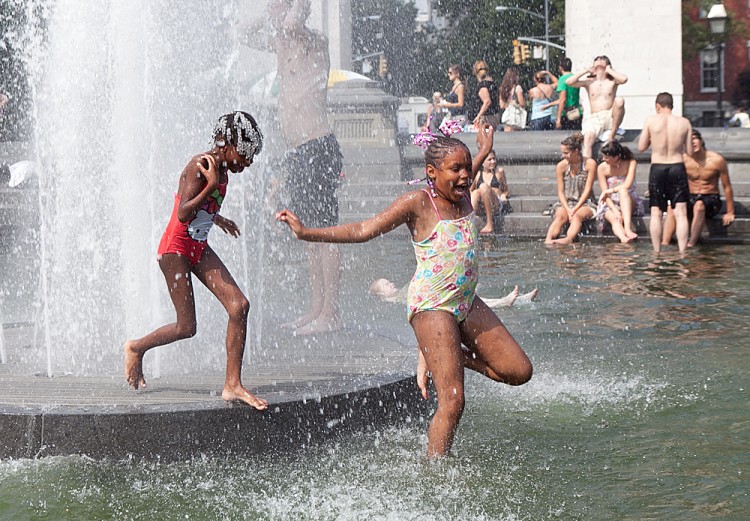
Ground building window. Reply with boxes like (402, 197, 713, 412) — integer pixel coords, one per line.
(700, 47, 724, 93)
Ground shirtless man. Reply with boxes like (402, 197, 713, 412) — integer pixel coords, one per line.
(661, 129, 735, 247)
(638, 92, 693, 253)
(256, 0, 343, 335)
(566, 55, 628, 159)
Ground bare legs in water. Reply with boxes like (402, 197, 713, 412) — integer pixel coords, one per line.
(413, 298, 532, 457)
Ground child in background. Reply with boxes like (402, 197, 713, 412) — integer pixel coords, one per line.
(369, 278, 537, 308)
(276, 123, 532, 457)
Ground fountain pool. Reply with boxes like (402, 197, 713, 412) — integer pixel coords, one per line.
(1, 239, 748, 519)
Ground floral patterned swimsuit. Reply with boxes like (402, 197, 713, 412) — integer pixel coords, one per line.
(407, 190, 479, 323)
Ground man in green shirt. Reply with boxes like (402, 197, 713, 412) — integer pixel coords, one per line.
(554, 58, 581, 131)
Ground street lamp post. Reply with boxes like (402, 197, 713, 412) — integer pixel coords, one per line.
(707, 3, 728, 127)
(495, 1, 549, 70)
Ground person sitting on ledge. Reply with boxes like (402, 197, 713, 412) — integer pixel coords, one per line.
(595, 140, 641, 243)
(470, 148, 510, 234)
(544, 132, 597, 245)
(661, 129, 735, 247)
(369, 278, 537, 308)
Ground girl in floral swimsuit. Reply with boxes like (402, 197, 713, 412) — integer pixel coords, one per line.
(124, 112, 268, 411)
(276, 124, 532, 458)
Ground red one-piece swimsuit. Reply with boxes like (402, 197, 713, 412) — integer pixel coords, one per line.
(157, 178, 228, 266)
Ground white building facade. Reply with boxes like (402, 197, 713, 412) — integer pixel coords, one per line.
(565, 0, 684, 128)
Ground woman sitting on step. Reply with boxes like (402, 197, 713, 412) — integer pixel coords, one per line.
(595, 140, 641, 243)
(544, 132, 597, 245)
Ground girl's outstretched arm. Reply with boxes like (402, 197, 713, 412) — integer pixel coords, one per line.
(276, 192, 417, 243)
(471, 123, 494, 177)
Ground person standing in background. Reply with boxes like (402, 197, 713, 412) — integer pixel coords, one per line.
(472, 60, 501, 130)
(440, 64, 467, 128)
(528, 70, 558, 131)
(499, 68, 526, 132)
(547, 58, 581, 131)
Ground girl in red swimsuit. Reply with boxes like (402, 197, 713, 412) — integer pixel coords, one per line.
(124, 111, 268, 410)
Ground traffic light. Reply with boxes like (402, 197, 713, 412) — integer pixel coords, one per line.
(513, 40, 522, 65)
(378, 55, 388, 77)
(520, 44, 531, 63)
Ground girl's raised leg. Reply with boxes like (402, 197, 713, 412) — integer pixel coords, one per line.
(124, 254, 197, 389)
(411, 311, 466, 458)
(459, 297, 532, 386)
(193, 247, 268, 410)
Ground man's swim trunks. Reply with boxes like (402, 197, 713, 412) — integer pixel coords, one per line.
(648, 163, 689, 212)
(688, 193, 722, 219)
(407, 190, 479, 323)
(157, 179, 228, 266)
(581, 108, 613, 138)
(286, 133, 343, 228)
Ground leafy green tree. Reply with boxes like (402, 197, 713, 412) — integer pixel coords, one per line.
(351, 0, 426, 97)
(351, 0, 565, 105)
(0, 0, 36, 139)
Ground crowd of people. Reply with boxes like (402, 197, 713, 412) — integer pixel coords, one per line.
(423, 56, 600, 134)
(424, 55, 736, 252)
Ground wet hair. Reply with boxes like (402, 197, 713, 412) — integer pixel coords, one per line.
(600, 140, 634, 160)
(559, 57, 572, 72)
(212, 111, 264, 159)
(424, 136, 470, 171)
(655, 92, 673, 109)
(692, 128, 706, 149)
(500, 68, 520, 102)
(448, 64, 463, 80)
(561, 132, 584, 152)
(473, 60, 489, 78)
(593, 55, 611, 66)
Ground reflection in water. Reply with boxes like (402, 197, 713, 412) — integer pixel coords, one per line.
(505, 242, 744, 341)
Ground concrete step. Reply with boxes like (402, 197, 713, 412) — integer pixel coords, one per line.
(339, 180, 410, 199)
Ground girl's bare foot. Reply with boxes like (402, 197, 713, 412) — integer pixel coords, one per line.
(222, 384, 268, 410)
(123, 341, 146, 389)
(479, 225, 494, 235)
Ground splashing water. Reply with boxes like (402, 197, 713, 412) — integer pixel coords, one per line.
(17, 0, 265, 376)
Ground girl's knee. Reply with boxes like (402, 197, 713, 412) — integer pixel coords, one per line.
(508, 359, 533, 386)
(175, 322, 197, 339)
(437, 386, 466, 415)
(227, 295, 250, 320)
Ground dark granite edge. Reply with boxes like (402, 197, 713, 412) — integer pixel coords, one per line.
(0, 373, 430, 461)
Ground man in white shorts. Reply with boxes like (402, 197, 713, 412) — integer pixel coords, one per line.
(566, 55, 628, 159)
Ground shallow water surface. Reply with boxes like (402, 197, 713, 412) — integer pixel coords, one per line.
(1, 240, 748, 520)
